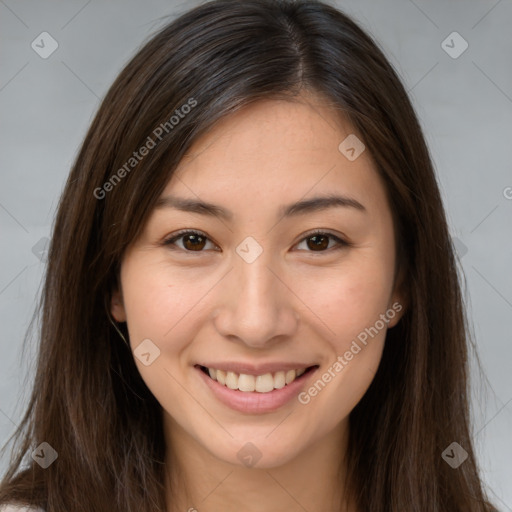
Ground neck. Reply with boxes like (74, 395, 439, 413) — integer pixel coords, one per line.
(164, 415, 355, 512)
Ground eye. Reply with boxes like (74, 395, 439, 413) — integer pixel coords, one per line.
(163, 230, 218, 252)
(295, 230, 348, 252)
(163, 229, 348, 253)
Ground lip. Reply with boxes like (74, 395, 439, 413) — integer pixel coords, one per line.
(195, 364, 319, 414)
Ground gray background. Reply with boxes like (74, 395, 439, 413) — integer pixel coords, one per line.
(1, 0, 511, 508)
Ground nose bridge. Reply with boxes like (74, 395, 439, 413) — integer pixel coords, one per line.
(212, 247, 298, 347)
(237, 253, 278, 314)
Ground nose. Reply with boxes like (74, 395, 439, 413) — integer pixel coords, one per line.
(212, 251, 300, 348)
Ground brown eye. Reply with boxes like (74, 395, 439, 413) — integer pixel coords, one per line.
(296, 231, 347, 252)
(163, 230, 216, 252)
(182, 233, 206, 251)
(306, 234, 330, 251)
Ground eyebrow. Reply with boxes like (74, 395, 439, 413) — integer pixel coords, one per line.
(154, 194, 366, 220)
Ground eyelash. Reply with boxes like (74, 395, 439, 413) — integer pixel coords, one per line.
(162, 229, 349, 254)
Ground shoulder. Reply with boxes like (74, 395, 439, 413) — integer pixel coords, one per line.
(0, 505, 45, 512)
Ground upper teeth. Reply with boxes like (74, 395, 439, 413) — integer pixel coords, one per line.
(207, 367, 307, 393)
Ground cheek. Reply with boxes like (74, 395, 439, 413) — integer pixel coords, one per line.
(296, 253, 395, 415)
(295, 264, 393, 423)
(119, 261, 214, 412)
(293, 255, 395, 346)
(121, 260, 216, 344)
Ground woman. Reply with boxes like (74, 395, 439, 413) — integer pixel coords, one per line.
(0, 0, 497, 510)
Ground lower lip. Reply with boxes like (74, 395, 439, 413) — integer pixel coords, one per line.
(196, 366, 317, 414)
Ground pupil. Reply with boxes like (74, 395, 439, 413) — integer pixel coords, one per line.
(184, 234, 205, 251)
(307, 235, 328, 251)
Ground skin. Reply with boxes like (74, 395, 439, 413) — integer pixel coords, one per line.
(111, 94, 405, 512)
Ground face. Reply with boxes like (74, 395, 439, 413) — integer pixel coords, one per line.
(111, 96, 404, 469)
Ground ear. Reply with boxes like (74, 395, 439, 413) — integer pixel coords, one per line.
(110, 287, 127, 322)
(387, 265, 408, 328)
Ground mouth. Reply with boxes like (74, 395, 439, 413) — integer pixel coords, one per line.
(196, 364, 318, 393)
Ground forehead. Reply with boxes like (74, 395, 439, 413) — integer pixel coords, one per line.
(164, 97, 388, 219)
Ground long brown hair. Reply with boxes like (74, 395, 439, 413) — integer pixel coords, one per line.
(0, 1, 496, 510)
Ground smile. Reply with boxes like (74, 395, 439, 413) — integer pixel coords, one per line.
(195, 363, 318, 414)
(199, 365, 311, 392)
